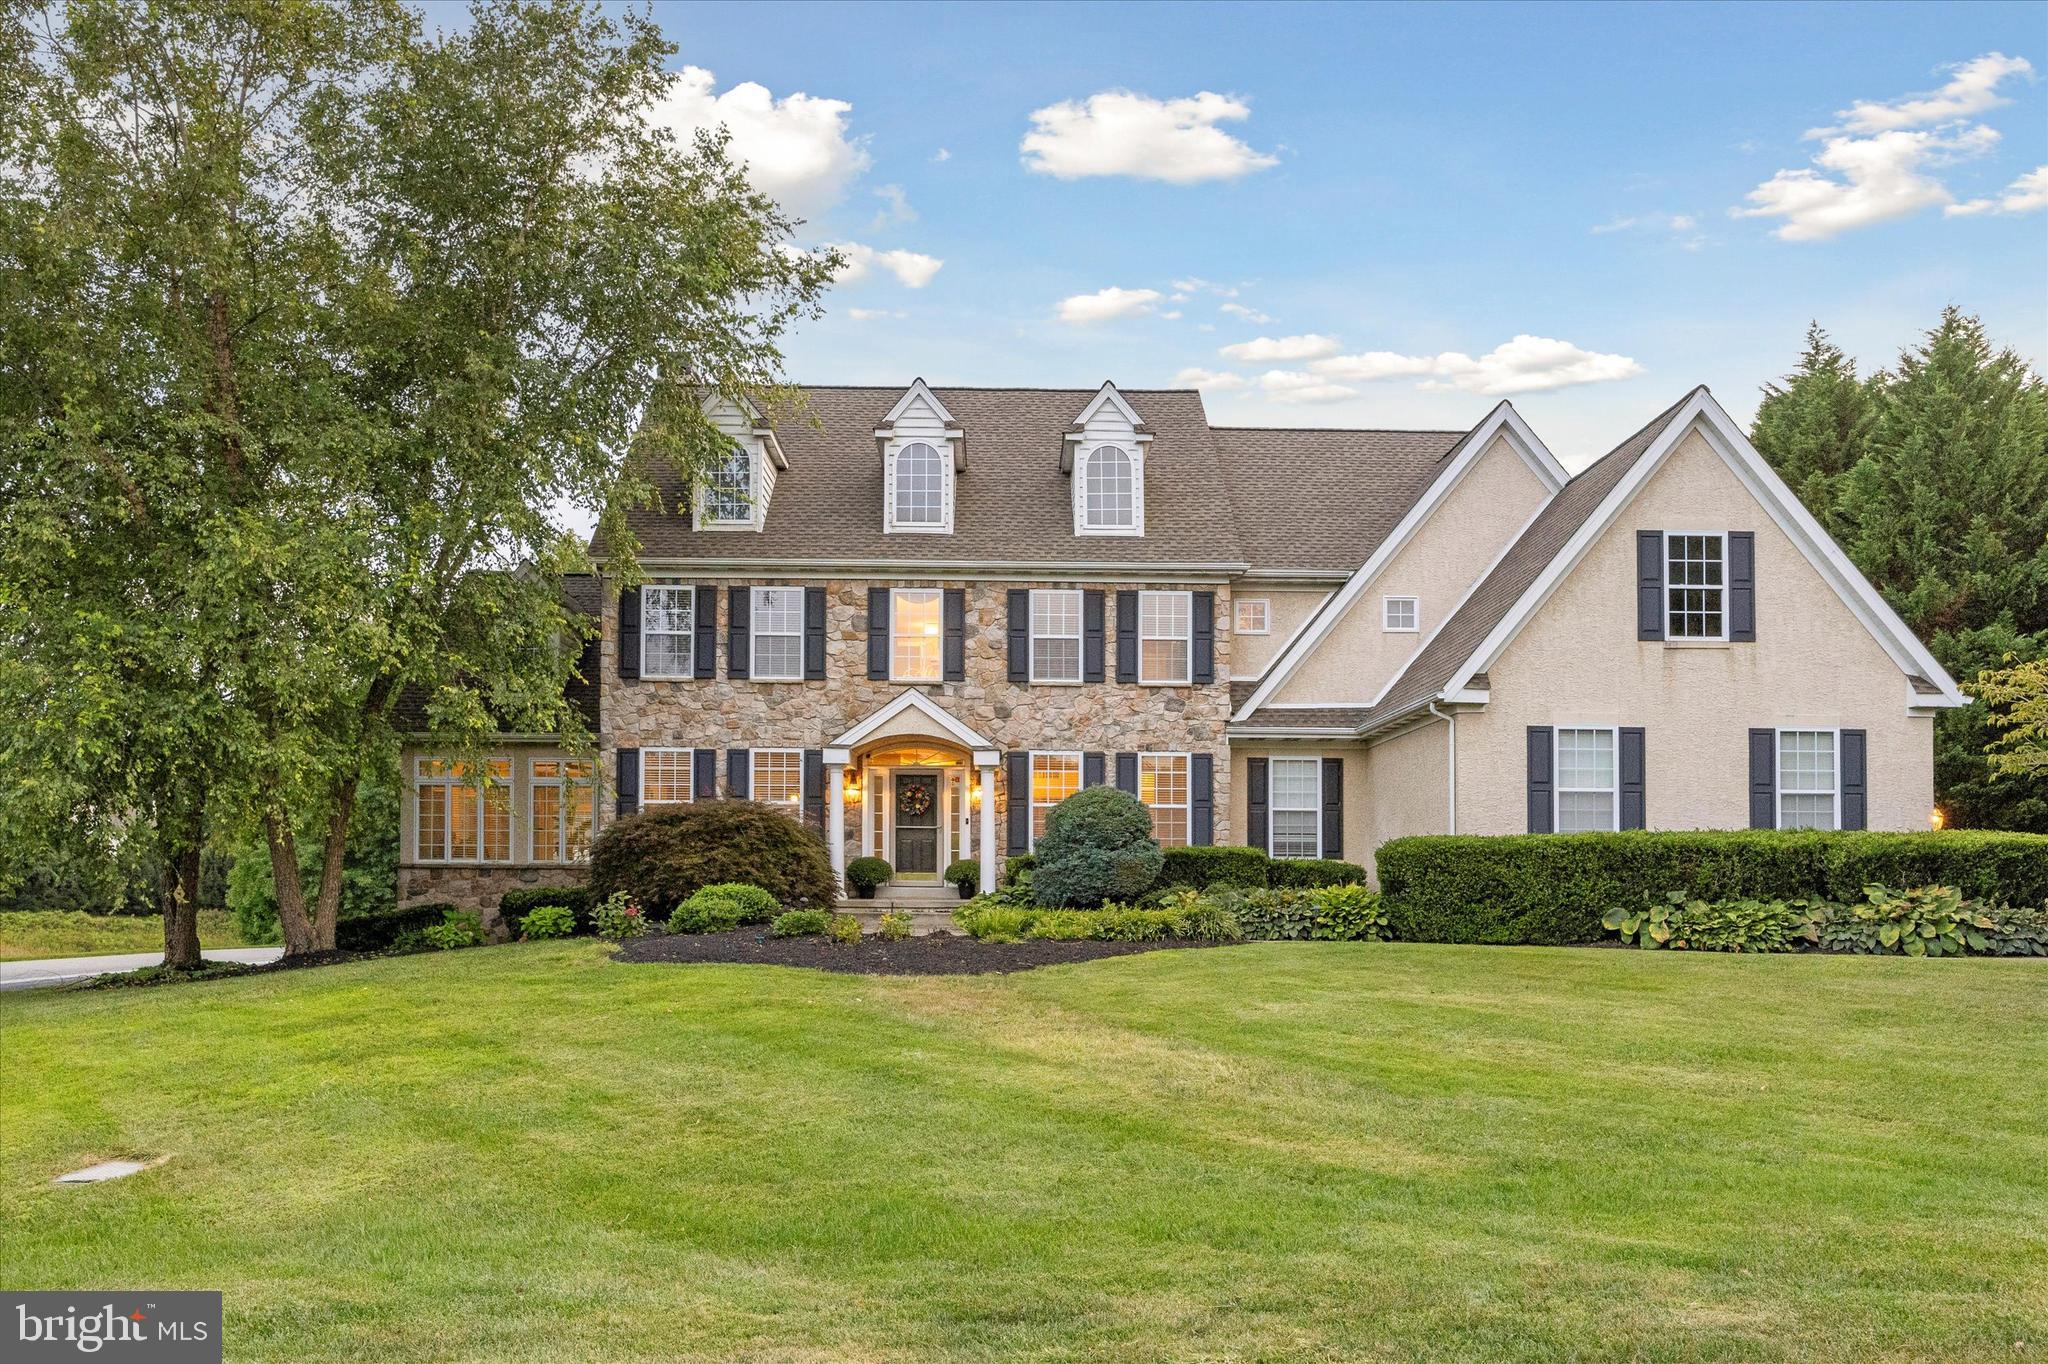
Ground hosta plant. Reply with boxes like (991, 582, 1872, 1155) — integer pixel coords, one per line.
(1818, 884, 1991, 957)
(1603, 893, 1682, 948)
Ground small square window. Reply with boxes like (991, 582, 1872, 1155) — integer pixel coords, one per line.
(753, 749, 804, 811)
(1234, 598, 1270, 635)
(1383, 596, 1419, 633)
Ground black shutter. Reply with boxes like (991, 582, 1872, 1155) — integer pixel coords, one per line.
(1728, 531, 1756, 642)
(1619, 727, 1646, 830)
(1115, 752, 1138, 795)
(1115, 590, 1138, 682)
(943, 588, 966, 682)
(693, 586, 716, 679)
(1526, 726, 1554, 833)
(1082, 752, 1105, 787)
(1637, 531, 1664, 641)
(1749, 728, 1776, 829)
(618, 588, 641, 680)
(727, 587, 750, 680)
(1840, 729, 1867, 831)
(616, 748, 639, 817)
(803, 748, 825, 828)
(1007, 589, 1030, 682)
(1190, 754, 1214, 846)
(804, 587, 827, 680)
(867, 588, 890, 680)
(1321, 756, 1344, 859)
(1246, 757, 1269, 852)
(1192, 592, 1216, 685)
(727, 748, 751, 799)
(1083, 591, 1105, 683)
(692, 748, 716, 801)
(1005, 751, 1030, 853)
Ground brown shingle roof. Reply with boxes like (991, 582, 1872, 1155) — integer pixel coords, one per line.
(1213, 426, 1466, 572)
(1231, 705, 1375, 730)
(1358, 388, 1704, 730)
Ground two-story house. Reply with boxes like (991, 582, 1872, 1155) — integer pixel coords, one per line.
(394, 380, 1966, 916)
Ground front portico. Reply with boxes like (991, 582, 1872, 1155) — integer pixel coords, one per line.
(825, 691, 999, 896)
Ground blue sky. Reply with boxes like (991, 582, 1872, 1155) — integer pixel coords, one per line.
(635, 0, 2046, 469)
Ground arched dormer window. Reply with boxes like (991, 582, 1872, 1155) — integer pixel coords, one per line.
(1082, 444, 1135, 530)
(893, 441, 945, 528)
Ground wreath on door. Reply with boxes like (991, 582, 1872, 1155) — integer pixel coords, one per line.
(897, 782, 934, 817)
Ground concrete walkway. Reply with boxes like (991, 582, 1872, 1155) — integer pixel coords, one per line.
(0, 947, 284, 992)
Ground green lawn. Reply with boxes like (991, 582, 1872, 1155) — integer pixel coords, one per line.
(2, 942, 2043, 1363)
(0, 908, 246, 961)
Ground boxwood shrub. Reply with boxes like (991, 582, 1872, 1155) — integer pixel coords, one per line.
(337, 902, 457, 952)
(1267, 856, 1368, 890)
(1378, 830, 2048, 946)
(499, 885, 594, 936)
(1157, 845, 1270, 889)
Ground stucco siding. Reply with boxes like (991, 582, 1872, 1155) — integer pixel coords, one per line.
(1271, 433, 1551, 706)
(1455, 428, 1936, 834)
(1230, 587, 1335, 678)
(1361, 720, 1451, 883)
(1227, 745, 1369, 869)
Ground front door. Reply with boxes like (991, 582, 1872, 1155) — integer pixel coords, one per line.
(893, 772, 940, 876)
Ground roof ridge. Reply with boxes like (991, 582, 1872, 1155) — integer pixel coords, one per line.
(1562, 385, 1705, 487)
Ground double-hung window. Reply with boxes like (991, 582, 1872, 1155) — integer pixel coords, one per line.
(1030, 589, 1082, 683)
(1383, 596, 1419, 632)
(641, 749, 693, 806)
(1665, 533, 1726, 640)
(752, 749, 804, 814)
(1138, 590, 1192, 684)
(1777, 730, 1838, 830)
(641, 584, 694, 678)
(892, 442, 946, 529)
(751, 587, 804, 681)
(1082, 445, 1135, 530)
(1554, 728, 1618, 833)
(891, 588, 944, 682)
(1028, 752, 1082, 848)
(531, 759, 594, 862)
(1268, 757, 1320, 859)
(1139, 754, 1190, 848)
(416, 757, 513, 862)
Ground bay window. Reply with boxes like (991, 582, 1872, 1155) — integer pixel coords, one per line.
(531, 759, 594, 862)
(415, 757, 513, 863)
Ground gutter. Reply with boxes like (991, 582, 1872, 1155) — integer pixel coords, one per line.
(589, 555, 1251, 583)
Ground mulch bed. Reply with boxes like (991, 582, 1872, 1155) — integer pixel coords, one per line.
(615, 929, 1226, 976)
(72, 948, 386, 990)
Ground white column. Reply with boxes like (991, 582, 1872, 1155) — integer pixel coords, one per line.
(860, 771, 874, 857)
(827, 763, 846, 888)
(977, 762, 997, 894)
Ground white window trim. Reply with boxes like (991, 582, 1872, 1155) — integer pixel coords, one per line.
(1663, 529, 1729, 643)
(640, 747, 695, 808)
(1383, 595, 1419, 633)
(1026, 750, 1084, 852)
(1139, 751, 1192, 848)
(1267, 755, 1322, 860)
(1073, 441, 1146, 537)
(749, 586, 805, 682)
(1553, 725, 1620, 834)
(639, 582, 696, 680)
(1137, 589, 1193, 686)
(1234, 598, 1271, 636)
(696, 444, 759, 530)
(1775, 727, 1841, 831)
(884, 438, 954, 535)
(750, 747, 806, 813)
(413, 755, 515, 864)
(1028, 588, 1084, 685)
(530, 758, 594, 863)
(889, 587, 945, 684)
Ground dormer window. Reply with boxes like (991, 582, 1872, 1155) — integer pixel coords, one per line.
(1082, 445, 1136, 530)
(1064, 382, 1148, 537)
(878, 380, 963, 534)
(702, 445, 752, 525)
(695, 393, 784, 531)
(892, 441, 946, 529)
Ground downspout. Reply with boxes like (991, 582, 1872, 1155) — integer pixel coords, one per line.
(1428, 702, 1457, 834)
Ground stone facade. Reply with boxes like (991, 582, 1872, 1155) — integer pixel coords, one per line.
(397, 864, 585, 932)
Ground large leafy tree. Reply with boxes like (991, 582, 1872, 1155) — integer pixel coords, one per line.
(0, 0, 834, 958)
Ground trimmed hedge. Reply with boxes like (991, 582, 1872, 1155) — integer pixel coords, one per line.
(1157, 845, 1271, 889)
(499, 885, 594, 935)
(1267, 856, 1366, 889)
(1379, 830, 2048, 946)
(338, 902, 457, 952)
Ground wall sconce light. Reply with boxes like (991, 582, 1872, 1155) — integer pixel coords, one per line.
(842, 770, 863, 803)
(969, 782, 983, 807)
(1929, 806, 1945, 830)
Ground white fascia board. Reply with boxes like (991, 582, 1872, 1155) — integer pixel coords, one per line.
(881, 378, 955, 427)
(1074, 380, 1143, 429)
(832, 689, 998, 753)
(1230, 401, 1556, 721)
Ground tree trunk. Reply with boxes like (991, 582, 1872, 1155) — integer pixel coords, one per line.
(310, 776, 358, 951)
(159, 805, 203, 971)
(264, 808, 318, 956)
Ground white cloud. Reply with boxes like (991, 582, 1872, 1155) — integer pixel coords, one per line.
(1591, 212, 1696, 235)
(1172, 277, 1238, 297)
(1219, 334, 1341, 363)
(1736, 124, 1999, 240)
(868, 184, 916, 230)
(1220, 301, 1276, 323)
(931, 148, 951, 163)
(1055, 286, 1163, 324)
(1814, 52, 2034, 136)
(645, 67, 870, 219)
(1258, 370, 1358, 404)
(1020, 90, 1278, 183)
(1947, 164, 2048, 216)
(1173, 367, 1248, 391)
(846, 307, 907, 321)
(1310, 335, 1643, 396)
(1161, 310, 1183, 320)
(829, 242, 944, 288)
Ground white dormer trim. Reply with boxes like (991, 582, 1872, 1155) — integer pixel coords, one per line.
(1065, 382, 1150, 538)
(696, 394, 777, 532)
(877, 379, 961, 535)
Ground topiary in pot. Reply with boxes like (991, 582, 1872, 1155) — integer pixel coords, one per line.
(589, 800, 838, 918)
(944, 859, 980, 899)
(1030, 785, 1165, 908)
(845, 856, 893, 899)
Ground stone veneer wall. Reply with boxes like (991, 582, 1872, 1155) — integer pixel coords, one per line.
(397, 865, 586, 932)
(601, 577, 1237, 860)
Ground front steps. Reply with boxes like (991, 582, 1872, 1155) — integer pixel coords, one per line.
(839, 882, 970, 935)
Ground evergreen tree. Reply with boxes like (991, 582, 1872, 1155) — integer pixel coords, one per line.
(1751, 322, 1876, 540)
